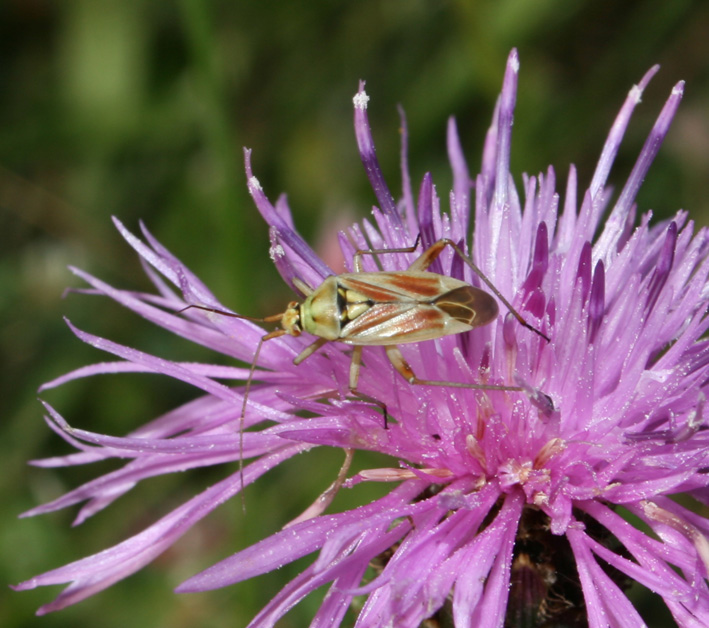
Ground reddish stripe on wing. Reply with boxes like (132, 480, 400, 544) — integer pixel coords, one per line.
(386, 274, 441, 298)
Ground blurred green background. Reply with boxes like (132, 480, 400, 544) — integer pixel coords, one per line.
(3, 1, 708, 626)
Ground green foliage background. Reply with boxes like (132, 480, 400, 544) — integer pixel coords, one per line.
(3, 1, 708, 626)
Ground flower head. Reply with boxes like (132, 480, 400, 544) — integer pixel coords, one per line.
(15, 50, 709, 626)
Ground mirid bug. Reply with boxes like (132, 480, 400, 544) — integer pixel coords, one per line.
(182, 237, 550, 501)
(186, 237, 549, 404)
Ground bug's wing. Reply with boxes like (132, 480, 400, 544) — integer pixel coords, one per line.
(340, 302, 456, 345)
(340, 272, 459, 302)
(338, 272, 498, 346)
(341, 293, 497, 346)
(434, 285, 498, 328)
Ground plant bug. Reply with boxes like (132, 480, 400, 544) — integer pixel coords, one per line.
(182, 237, 549, 502)
(185, 236, 549, 410)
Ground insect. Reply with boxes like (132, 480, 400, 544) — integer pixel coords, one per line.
(186, 237, 549, 405)
(183, 237, 550, 503)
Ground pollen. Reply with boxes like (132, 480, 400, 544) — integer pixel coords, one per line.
(352, 91, 369, 110)
(248, 176, 262, 191)
(269, 243, 285, 261)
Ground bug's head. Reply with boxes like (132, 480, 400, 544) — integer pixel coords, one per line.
(281, 301, 302, 336)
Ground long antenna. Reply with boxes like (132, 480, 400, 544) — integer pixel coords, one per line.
(180, 303, 287, 508)
(178, 304, 285, 324)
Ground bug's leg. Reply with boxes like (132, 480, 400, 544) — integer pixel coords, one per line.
(405, 239, 449, 272)
(446, 239, 550, 342)
(347, 346, 389, 427)
(352, 234, 422, 272)
(384, 345, 524, 392)
(348, 345, 363, 390)
(292, 276, 314, 298)
(293, 337, 328, 365)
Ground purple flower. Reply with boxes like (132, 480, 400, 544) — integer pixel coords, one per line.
(15, 49, 709, 626)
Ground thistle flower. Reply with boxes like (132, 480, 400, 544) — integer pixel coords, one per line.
(15, 49, 709, 627)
